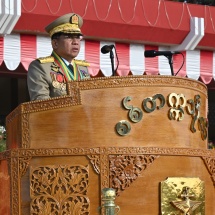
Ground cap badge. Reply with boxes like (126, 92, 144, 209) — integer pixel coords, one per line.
(70, 14, 79, 25)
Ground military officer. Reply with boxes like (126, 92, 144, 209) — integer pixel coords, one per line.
(27, 13, 90, 101)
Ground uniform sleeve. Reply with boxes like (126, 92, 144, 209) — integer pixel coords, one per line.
(27, 60, 51, 101)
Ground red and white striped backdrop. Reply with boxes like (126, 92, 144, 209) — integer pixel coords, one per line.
(0, 34, 215, 84)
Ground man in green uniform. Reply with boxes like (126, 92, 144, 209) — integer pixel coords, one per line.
(27, 13, 90, 101)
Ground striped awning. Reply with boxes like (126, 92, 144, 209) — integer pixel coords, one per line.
(0, 34, 215, 84)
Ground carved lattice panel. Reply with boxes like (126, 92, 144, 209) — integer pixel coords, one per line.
(109, 155, 159, 196)
(30, 165, 90, 215)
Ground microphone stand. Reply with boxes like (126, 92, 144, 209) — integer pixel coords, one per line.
(166, 55, 174, 76)
(110, 50, 115, 76)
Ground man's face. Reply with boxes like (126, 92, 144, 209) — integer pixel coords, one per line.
(52, 33, 82, 62)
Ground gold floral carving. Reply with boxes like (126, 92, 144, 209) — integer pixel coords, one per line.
(202, 156, 215, 185)
(109, 155, 159, 196)
(30, 165, 90, 215)
(68, 76, 207, 96)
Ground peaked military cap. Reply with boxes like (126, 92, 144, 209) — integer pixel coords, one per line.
(45, 13, 83, 37)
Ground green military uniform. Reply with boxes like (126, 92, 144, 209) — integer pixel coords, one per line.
(27, 54, 90, 100)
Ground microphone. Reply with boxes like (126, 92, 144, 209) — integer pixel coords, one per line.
(101, 45, 115, 54)
(144, 50, 181, 57)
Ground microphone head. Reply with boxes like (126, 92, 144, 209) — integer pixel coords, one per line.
(101, 45, 114, 54)
(144, 50, 156, 57)
(144, 50, 181, 57)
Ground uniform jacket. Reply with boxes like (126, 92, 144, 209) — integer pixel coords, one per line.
(27, 55, 90, 101)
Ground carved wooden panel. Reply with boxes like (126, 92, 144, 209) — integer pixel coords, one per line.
(4, 147, 215, 214)
(109, 155, 159, 196)
(30, 165, 90, 215)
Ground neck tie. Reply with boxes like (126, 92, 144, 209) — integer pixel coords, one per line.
(68, 64, 74, 75)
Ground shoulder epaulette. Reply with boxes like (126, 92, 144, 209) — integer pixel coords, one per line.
(73, 59, 90, 67)
(37, 56, 54, 64)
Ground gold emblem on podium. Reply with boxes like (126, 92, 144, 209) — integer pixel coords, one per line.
(160, 177, 205, 215)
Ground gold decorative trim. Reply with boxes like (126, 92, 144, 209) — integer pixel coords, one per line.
(37, 56, 54, 63)
(74, 59, 90, 67)
(49, 23, 81, 37)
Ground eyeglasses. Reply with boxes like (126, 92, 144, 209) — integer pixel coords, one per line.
(61, 34, 83, 41)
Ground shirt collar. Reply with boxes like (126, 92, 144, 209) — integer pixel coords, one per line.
(62, 57, 74, 66)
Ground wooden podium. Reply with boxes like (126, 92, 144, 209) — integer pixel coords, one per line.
(0, 75, 215, 214)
